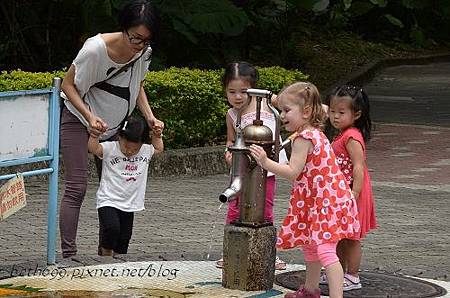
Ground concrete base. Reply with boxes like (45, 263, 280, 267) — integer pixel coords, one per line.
(222, 224, 276, 291)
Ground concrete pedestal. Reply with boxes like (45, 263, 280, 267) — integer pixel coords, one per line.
(222, 224, 276, 291)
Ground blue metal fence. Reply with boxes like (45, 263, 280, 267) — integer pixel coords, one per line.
(0, 77, 61, 264)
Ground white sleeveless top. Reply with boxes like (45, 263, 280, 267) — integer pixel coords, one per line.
(228, 108, 288, 176)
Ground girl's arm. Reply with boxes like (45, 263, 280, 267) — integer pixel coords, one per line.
(250, 137, 311, 182)
(88, 136, 103, 159)
(270, 94, 279, 108)
(61, 65, 108, 137)
(137, 82, 164, 130)
(224, 112, 235, 166)
(346, 138, 365, 199)
(151, 127, 164, 154)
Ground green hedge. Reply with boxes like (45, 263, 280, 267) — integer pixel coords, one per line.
(0, 67, 308, 148)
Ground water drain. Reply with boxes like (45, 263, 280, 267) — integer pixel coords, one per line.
(275, 271, 447, 297)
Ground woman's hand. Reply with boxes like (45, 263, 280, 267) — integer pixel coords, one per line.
(249, 144, 268, 168)
(152, 125, 164, 137)
(87, 115, 108, 137)
(147, 116, 164, 131)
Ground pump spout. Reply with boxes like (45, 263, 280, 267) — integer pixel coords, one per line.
(219, 176, 242, 203)
(219, 139, 251, 203)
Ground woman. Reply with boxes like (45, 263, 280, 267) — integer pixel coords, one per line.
(59, 0, 163, 265)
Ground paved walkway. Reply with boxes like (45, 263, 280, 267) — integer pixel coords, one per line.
(1, 61, 449, 296)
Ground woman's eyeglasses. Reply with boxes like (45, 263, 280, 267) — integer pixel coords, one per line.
(125, 30, 151, 46)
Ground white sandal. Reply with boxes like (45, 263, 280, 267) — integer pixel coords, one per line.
(275, 256, 287, 270)
(343, 274, 362, 291)
(319, 272, 328, 285)
(215, 258, 224, 268)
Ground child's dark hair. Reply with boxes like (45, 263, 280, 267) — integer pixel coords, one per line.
(118, 0, 160, 45)
(221, 61, 259, 89)
(119, 115, 150, 143)
(330, 85, 372, 141)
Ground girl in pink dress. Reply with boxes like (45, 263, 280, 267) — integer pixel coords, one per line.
(250, 82, 360, 298)
(327, 85, 377, 291)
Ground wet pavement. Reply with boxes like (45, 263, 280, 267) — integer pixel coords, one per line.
(0, 59, 450, 297)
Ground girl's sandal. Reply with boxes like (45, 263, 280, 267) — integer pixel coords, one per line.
(215, 258, 224, 268)
(275, 256, 287, 270)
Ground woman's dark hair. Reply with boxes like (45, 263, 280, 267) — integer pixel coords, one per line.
(330, 84, 372, 142)
(221, 61, 259, 89)
(118, 0, 160, 43)
(119, 115, 149, 143)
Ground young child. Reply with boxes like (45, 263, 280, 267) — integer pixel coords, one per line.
(249, 82, 360, 298)
(88, 115, 163, 256)
(217, 61, 289, 270)
(326, 85, 377, 291)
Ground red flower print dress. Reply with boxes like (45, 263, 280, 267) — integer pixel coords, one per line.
(277, 129, 360, 249)
(332, 127, 377, 239)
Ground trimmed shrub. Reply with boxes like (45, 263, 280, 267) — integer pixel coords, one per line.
(0, 70, 66, 91)
(0, 67, 308, 148)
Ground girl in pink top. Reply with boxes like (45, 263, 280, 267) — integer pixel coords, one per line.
(250, 82, 360, 298)
(327, 85, 377, 291)
(216, 61, 288, 270)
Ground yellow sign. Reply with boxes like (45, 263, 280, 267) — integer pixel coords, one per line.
(0, 174, 26, 220)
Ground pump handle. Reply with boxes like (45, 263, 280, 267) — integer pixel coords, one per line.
(246, 88, 272, 98)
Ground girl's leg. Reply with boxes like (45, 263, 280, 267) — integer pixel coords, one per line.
(264, 177, 287, 270)
(59, 107, 89, 258)
(98, 207, 121, 255)
(225, 197, 240, 224)
(304, 261, 322, 291)
(345, 239, 361, 277)
(325, 262, 344, 298)
(115, 211, 134, 254)
(301, 244, 321, 292)
(336, 239, 348, 272)
(284, 245, 321, 297)
(317, 242, 343, 298)
(94, 134, 118, 256)
(263, 176, 276, 223)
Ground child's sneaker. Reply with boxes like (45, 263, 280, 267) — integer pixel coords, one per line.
(275, 256, 287, 270)
(319, 272, 328, 285)
(284, 285, 320, 298)
(343, 273, 362, 291)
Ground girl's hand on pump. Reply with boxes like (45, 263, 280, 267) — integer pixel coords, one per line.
(249, 144, 268, 167)
(224, 150, 232, 166)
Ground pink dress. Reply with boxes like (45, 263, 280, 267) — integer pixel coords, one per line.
(277, 129, 360, 249)
(332, 127, 377, 239)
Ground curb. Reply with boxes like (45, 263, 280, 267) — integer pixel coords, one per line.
(323, 52, 450, 95)
(0, 146, 228, 179)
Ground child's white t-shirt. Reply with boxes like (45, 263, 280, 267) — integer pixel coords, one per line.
(61, 34, 152, 140)
(96, 141, 154, 212)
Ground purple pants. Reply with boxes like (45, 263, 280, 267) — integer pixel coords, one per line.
(59, 107, 90, 258)
(225, 175, 276, 224)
